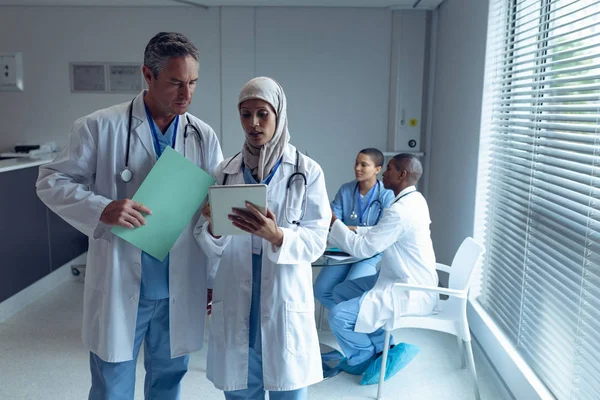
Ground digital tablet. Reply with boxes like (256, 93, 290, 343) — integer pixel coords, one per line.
(209, 184, 268, 236)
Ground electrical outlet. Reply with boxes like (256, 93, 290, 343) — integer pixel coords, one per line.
(0, 52, 24, 91)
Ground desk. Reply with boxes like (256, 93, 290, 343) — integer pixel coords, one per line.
(0, 155, 53, 173)
(312, 254, 376, 379)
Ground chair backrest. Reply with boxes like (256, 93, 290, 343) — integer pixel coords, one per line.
(448, 237, 485, 291)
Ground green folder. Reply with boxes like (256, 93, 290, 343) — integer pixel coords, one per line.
(112, 147, 215, 261)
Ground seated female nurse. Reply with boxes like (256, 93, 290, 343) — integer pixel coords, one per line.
(195, 77, 331, 400)
(313, 148, 394, 311)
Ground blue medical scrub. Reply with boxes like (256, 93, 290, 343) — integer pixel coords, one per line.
(223, 162, 307, 400)
(314, 180, 394, 310)
(326, 273, 389, 366)
(89, 107, 189, 400)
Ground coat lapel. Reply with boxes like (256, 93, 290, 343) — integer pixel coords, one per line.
(131, 91, 156, 161)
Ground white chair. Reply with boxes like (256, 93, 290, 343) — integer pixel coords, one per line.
(376, 237, 485, 400)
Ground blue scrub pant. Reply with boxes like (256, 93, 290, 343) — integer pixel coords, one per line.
(328, 273, 394, 366)
(313, 254, 380, 310)
(223, 347, 307, 400)
(89, 298, 189, 400)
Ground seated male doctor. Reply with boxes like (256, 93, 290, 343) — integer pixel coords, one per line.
(326, 153, 438, 384)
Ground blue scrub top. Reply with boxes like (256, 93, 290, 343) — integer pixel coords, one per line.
(243, 161, 280, 353)
(331, 180, 395, 226)
(140, 111, 178, 300)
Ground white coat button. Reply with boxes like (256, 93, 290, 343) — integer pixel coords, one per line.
(130, 295, 137, 302)
(134, 263, 141, 269)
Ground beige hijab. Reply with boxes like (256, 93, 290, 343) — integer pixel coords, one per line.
(239, 77, 290, 182)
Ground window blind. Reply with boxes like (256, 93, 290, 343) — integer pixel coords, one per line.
(476, 1, 600, 399)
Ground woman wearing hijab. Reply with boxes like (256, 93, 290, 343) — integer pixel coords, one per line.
(195, 77, 331, 399)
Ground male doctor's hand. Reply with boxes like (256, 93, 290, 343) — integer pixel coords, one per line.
(230, 202, 284, 247)
(100, 199, 152, 229)
(202, 203, 221, 238)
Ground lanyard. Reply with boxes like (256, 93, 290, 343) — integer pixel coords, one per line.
(356, 181, 378, 225)
(242, 158, 282, 185)
(144, 103, 178, 158)
(263, 158, 282, 185)
(243, 158, 282, 256)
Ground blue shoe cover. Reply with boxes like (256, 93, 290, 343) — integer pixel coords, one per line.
(339, 354, 376, 376)
(360, 343, 420, 385)
(321, 349, 344, 362)
(322, 363, 342, 379)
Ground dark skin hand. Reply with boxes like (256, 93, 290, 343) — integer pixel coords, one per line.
(330, 209, 356, 232)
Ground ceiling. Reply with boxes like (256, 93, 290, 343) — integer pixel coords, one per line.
(0, 0, 444, 9)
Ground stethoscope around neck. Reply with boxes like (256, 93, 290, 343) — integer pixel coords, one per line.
(349, 180, 383, 226)
(120, 98, 203, 183)
(222, 150, 308, 226)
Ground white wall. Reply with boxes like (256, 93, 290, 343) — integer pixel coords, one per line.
(0, 6, 392, 198)
(0, 6, 221, 150)
(253, 7, 391, 192)
(0, 3, 482, 257)
(426, 0, 489, 264)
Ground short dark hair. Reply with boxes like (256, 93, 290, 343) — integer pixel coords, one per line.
(358, 148, 385, 168)
(392, 153, 423, 185)
(144, 32, 199, 78)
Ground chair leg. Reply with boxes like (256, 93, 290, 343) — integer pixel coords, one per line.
(457, 336, 466, 369)
(464, 340, 481, 400)
(317, 303, 325, 331)
(377, 330, 391, 400)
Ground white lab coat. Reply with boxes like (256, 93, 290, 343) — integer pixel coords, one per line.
(195, 143, 330, 392)
(36, 90, 223, 362)
(328, 186, 438, 333)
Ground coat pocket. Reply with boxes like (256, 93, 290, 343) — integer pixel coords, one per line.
(210, 301, 226, 350)
(284, 301, 313, 355)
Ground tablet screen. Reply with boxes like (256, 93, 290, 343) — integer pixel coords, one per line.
(209, 184, 268, 236)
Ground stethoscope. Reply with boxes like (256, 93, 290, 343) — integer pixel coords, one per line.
(120, 98, 203, 183)
(222, 150, 308, 226)
(349, 180, 383, 226)
(393, 189, 417, 204)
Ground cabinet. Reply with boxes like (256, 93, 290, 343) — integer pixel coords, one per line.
(0, 166, 87, 302)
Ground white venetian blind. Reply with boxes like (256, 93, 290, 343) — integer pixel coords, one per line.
(475, 1, 600, 399)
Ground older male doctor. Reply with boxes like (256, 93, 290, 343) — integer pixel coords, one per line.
(326, 153, 438, 383)
(36, 32, 223, 400)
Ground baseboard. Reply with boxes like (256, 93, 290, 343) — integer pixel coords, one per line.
(468, 299, 555, 400)
(0, 252, 87, 323)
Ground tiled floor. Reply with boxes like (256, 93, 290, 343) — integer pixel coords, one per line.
(0, 279, 513, 399)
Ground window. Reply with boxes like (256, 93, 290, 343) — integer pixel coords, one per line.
(476, 1, 600, 399)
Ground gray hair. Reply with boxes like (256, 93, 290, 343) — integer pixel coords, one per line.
(143, 32, 199, 78)
(392, 153, 423, 185)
